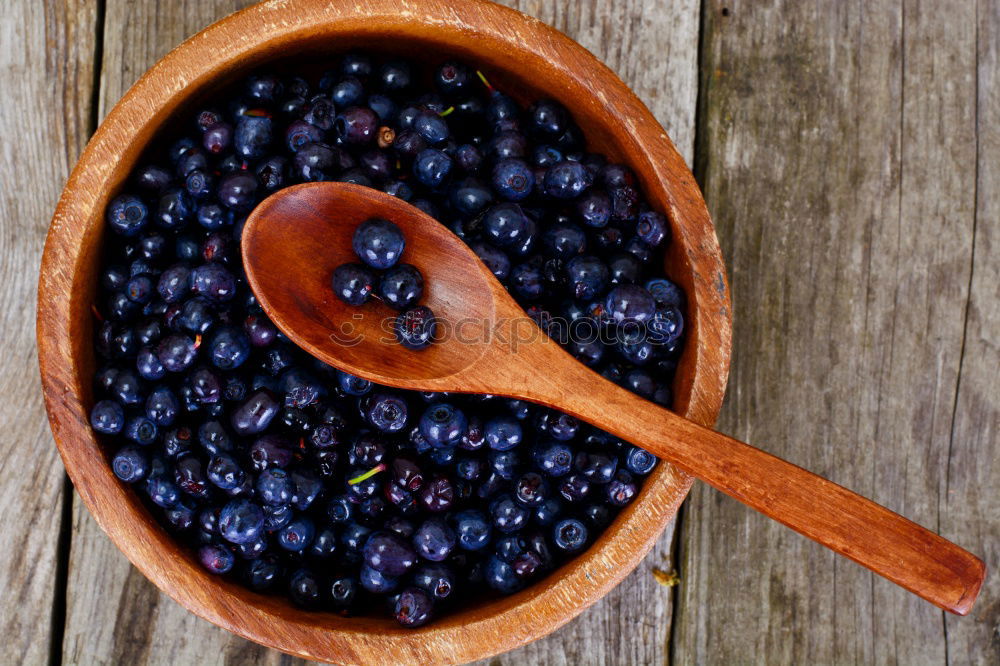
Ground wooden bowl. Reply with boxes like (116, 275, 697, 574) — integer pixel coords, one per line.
(36, 0, 732, 662)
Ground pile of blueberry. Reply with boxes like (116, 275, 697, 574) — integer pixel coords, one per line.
(332, 218, 437, 350)
(89, 53, 684, 628)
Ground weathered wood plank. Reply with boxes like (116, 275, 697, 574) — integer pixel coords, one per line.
(941, 0, 1000, 661)
(63, 0, 700, 663)
(0, 1, 97, 664)
(675, 1, 991, 663)
(62, 2, 287, 665)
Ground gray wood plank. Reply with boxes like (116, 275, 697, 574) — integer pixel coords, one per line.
(63, 0, 700, 664)
(675, 1, 993, 663)
(941, 0, 1000, 662)
(0, 1, 97, 664)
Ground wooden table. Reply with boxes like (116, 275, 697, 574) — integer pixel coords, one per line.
(3, 0, 997, 663)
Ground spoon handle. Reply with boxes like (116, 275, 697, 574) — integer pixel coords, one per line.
(521, 354, 985, 615)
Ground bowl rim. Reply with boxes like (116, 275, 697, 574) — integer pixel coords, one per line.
(36, 0, 732, 663)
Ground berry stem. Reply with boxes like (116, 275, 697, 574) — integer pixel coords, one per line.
(348, 463, 386, 485)
(475, 69, 495, 92)
(439, 106, 455, 117)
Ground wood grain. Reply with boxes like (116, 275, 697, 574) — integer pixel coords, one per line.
(675, 0, 997, 663)
(41, 0, 728, 663)
(0, 1, 97, 664)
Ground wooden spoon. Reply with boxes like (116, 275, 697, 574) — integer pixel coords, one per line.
(242, 181, 985, 616)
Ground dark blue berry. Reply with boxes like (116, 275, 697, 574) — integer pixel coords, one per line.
(352, 218, 405, 269)
(91, 400, 125, 434)
(413, 148, 452, 188)
(378, 263, 423, 310)
(107, 194, 149, 236)
(394, 305, 437, 350)
(112, 445, 148, 482)
(552, 518, 588, 552)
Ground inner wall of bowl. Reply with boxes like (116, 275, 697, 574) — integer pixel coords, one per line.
(74, 28, 701, 631)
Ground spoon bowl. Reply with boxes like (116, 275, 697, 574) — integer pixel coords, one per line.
(243, 182, 499, 385)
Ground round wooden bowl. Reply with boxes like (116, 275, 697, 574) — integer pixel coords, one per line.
(37, 0, 732, 662)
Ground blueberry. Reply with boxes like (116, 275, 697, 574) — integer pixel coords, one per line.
(490, 493, 530, 533)
(91, 400, 125, 434)
(335, 106, 378, 145)
(106, 194, 149, 236)
(513, 471, 548, 507)
(112, 445, 149, 482)
(484, 416, 522, 451)
(624, 446, 658, 475)
(156, 188, 193, 229)
(407, 518, 456, 565)
(278, 516, 316, 552)
(231, 389, 279, 436)
(198, 544, 235, 574)
(418, 475, 454, 513)
(352, 218, 405, 269)
(453, 510, 491, 551)
(378, 263, 423, 310)
(606, 470, 638, 507)
(648, 305, 684, 345)
(234, 115, 272, 159)
(359, 564, 400, 594)
(413, 148, 452, 188)
(363, 530, 417, 576)
(289, 568, 323, 607)
(125, 415, 158, 446)
(206, 453, 245, 491)
(543, 161, 592, 199)
(244, 554, 281, 591)
(577, 191, 611, 228)
(552, 518, 588, 552)
(566, 255, 609, 301)
(365, 392, 408, 433)
(330, 575, 358, 607)
(146, 386, 179, 426)
(337, 370, 372, 396)
(413, 563, 455, 601)
(157, 264, 191, 303)
(394, 305, 437, 350)
(207, 327, 250, 370)
(605, 284, 656, 325)
(434, 60, 470, 95)
(483, 203, 530, 248)
(379, 60, 412, 91)
(256, 468, 292, 505)
(491, 158, 535, 201)
(528, 99, 568, 139)
(203, 122, 233, 154)
(218, 499, 264, 545)
(533, 441, 573, 477)
(217, 171, 258, 212)
(419, 403, 467, 448)
(485, 555, 523, 593)
(393, 587, 434, 627)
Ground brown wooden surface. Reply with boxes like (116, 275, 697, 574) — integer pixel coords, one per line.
(2, 0, 997, 665)
(0, 1, 97, 664)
